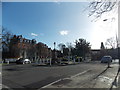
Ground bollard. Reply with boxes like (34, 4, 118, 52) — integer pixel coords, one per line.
(39, 59, 41, 64)
(60, 59, 61, 65)
(108, 59, 111, 68)
(50, 59, 52, 66)
(7, 61, 9, 64)
(43, 59, 45, 64)
(74, 58, 76, 64)
(78, 58, 80, 63)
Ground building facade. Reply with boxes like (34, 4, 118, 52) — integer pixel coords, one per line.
(2, 35, 52, 62)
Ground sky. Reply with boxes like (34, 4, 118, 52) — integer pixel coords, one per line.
(2, 2, 118, 49)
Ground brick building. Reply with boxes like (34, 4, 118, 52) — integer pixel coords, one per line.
(2, 35, 52, 62)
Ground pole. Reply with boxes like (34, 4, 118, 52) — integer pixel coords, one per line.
(54, 42, 56, 50)
(7, 60, 9, 64)
(118, 47, 120, 71)
(50, 58, 51, 66)
(53, 42, 56, 64)
(68, 43, 71, 63)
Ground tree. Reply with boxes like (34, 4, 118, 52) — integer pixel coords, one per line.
(66, 42, 74, 51)
(75, 38, 91, 59)
(2, 27, 13, 52)
(66, 42, 75, 58)
(0, 27, 2, 51)
(87, 0, 119, 20)
(2, 27, 15, 58)
(58, 43, 66, 53)
(105, 37, 116, 49)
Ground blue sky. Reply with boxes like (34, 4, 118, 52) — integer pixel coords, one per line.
(2, 2, 118, 49)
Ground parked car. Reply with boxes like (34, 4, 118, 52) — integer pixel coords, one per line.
(101, 56, 112, 63)
(4, 58, 18, 63)
(16, 58, 31, 64)
(75, 57, 83, 62)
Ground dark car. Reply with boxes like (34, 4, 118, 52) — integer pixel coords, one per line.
(16, 58, 31, 64)
(101, 56, 112, 63)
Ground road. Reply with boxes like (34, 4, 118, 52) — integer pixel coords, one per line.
(2, 60, 119, 89)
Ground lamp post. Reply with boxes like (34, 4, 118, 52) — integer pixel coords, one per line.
(118, 47, 120, 70)
(103, 18, 119, 69)
(54, 42, 56, 50)
(117, 35, 120, 71)
(54, 42, 56, 59)
(53, 42, 57, 64)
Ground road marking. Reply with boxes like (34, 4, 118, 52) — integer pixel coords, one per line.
(2, 84, 11, 89)
(70, 69, 91, 78)
(41, 69, 91, 88)
(41, 79, 62, 88)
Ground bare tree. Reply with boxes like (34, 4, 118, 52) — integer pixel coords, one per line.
(87, 0, 119, 21)
(58, 43, 66, 53)
(0, 26, 2, 51)
(2, 27, 13, 52)
(105, 37, 116, 49)
(66, 42, 74, 49)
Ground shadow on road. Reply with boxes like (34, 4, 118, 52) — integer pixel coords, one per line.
(109, 67, 120, 90)
(23, 76, 65, 89)
(93, 67, 109, 79)
(4, 68, 21, 71)
(2, 76, 66, 90)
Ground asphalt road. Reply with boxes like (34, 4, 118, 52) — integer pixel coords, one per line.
(2, 60, 119, 89)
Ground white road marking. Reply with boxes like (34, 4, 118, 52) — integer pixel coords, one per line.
(41, 69, 91, 88)
(70, 69, 91, 78)
(41, 79, 62, 88)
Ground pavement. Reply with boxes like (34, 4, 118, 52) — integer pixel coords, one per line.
(41, 63, 120, 89)
(117, 67, 120, 90)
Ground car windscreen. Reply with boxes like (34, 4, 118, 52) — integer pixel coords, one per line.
(102, 57, 111, 60)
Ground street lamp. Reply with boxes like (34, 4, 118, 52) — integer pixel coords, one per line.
(103, 18, 119, 68)
(53, 42, 57, 64)
(103, 19, 108, 21)
(117, 37, 120, 71)
(54, 42, 56, 50)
